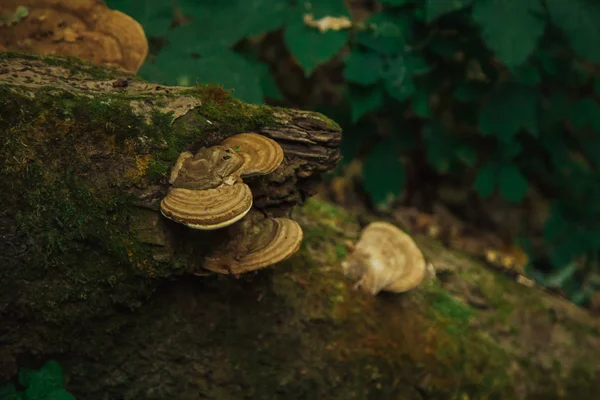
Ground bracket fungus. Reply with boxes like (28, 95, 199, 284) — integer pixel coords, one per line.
(160, 133, 302, 272)
(160, 184, 253, 230)
(222, 133, 284, 177)
(169, 146, 245, 190)
(203, 214, 304, 275)
(0, 0, 148, 73)
(342, 221, 427, 295)
(161, 133, 285, 231)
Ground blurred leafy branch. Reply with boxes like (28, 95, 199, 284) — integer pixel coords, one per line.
(0, 360, 75, 400)
(104, 0, 600, 304)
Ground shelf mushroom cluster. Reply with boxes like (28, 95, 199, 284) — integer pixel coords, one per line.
(342, 221, 427, 295)
(160, 133, 304, 275)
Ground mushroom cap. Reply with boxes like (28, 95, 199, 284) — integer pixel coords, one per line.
(169, 151, 193, 184)
(222, 133, 284, 177)
(0, 1, 148, 73)
(343, 221, 426, 295)
(203, 217, 303, 274)
(171, 146, 245, 190)
(160, 183, 253, 230)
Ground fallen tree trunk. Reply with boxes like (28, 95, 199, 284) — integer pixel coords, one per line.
(1, 54, 599, 399)
(0, 52, 341, 377)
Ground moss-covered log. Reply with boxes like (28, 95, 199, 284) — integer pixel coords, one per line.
(1, 54, 599, 399)
(0, 53, 341, 378)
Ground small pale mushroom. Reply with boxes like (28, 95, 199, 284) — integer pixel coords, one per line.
(222, 133, 284, 177)
(169, 146, 245, 190)
(342, 221, 426, 295)
(203, 216, 304, 275)
(160, 183, 253, 230)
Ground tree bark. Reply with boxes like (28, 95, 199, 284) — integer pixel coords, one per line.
(1, 54, 599, 399)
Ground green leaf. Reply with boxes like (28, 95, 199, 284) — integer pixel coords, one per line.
(511, 64, 541, 86)
(105, 0, 172, 37)
(344, 51, 383, 85)
(282, 0, 350, 75)
(428, 36, 462, 58)
(178, 0, 290, 38)
(348, 86, 385, 122)
(142, 50, 263, 104)
(284, 20, 348, 76)
(581, 137, 600, 170)
(363, 137, 406, 206)
(404, 55, 432, 75)
(423, 123, 455, 173)
(594, 79, 600, 96)
(42, 389, 76, 400)
(544, 92, 569, 123)
(136, 61, 169, 85)
(544, 203, 567, 242)
(496, 139, 523, 160)
(356, 12, 413, 55)
(455, 145, 477, 167)
(380, 0, 413, 5)
(385, 77, 415, 102)
(423, 123, 477, 172)
(411, 89, 430, 118)
(473, 161, 496, 198)
(236, 0, 293, 37)
(238, 50, 284, 101)
(498, 164, 529, 203)
(453, 82, 489, 102)
(303, 0, 350, 17)
(381, 55, 416, 102)
(535, 48, 559, 76)
(340, 125, 367, 164)
(544, 262, 579, 288)
(546, 0, 600, 63)
(543, 203, 597, 268)
(19, 361, 65, 399)
(478, 83, 539, 141)
(568, 98, 600, 132)
(550, 238, 584, 269)
(166, 0, 292, 57)
(0, 384, 17, 400)
(472, 0, 545, 67)
(166, 23, 240, 56)
(425, 0, 474, 23)
(569, 286, 594, 306)
(256, 63, 284, 101)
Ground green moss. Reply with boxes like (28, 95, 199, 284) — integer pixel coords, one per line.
(313, 111, 342, 131)
(429, 289, 474, 336)
(303, 197, 356, 226)
(0, 56, 293, 330)
(564, 364, 599, 398)
(145, 158, 170, 181)
(41, 55, 123, 80)
(183, 90, 276, 136)
(0, 51, 131, 80)
(299, 198, 360, 265)
(335, 243, 348, 259)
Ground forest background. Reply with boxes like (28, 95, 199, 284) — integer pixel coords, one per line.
(101, 0, 600, 306)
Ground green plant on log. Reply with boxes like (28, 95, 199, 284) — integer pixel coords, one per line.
(0, 361, 75, 400)
(103, 0, 600, 303)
